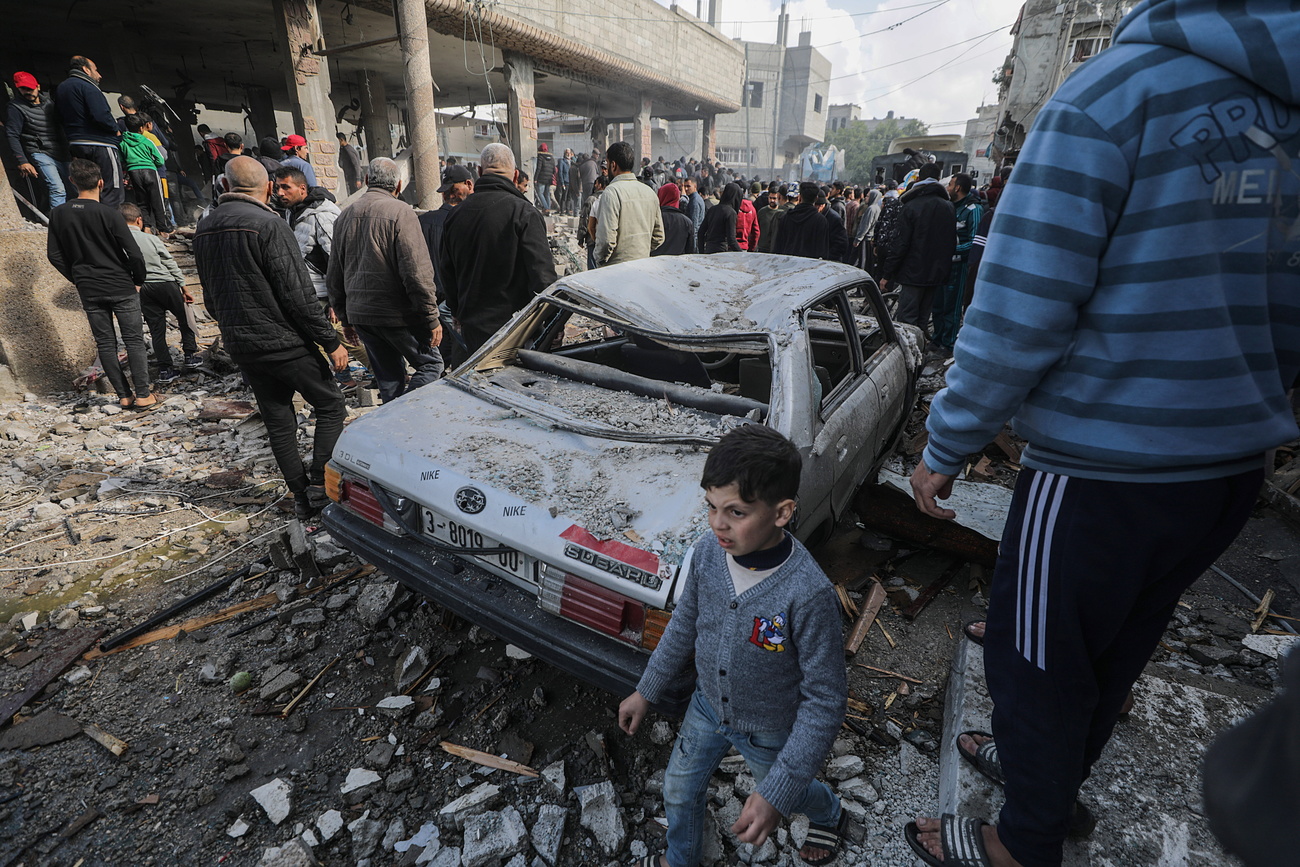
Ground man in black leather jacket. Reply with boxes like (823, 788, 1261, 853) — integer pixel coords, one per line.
(880, 163, 956, 327)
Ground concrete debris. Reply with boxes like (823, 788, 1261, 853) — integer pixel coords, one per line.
(531, 803, 567, 866)
(439, 782, 501, 828)
(349, 814, 385, 859)
(1241, 633, 1298, 659)
(825, 754, 865, 781)
(340, 768, 382, 794)
(228, 818, 251, 838)
(577, 780, 626, 854)
(315, 809, 344, 843)
(505, 644, 532, 660)
(381, 817, 407, 853)
(250, 778, 293, 825)
(419, 846, 461, 867)
(257, 838, 318, 866)
(650, 720, 673, 745)
(395, 821, 441, 854)
(394, 645, 429, 692)
(376, 694, 416, 717)
(461, 805, 527, 867)
(541, 760, 566, 795)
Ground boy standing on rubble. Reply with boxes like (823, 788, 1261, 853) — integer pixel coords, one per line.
(619, 425, 849, 867)
(120, 202, 201, 383)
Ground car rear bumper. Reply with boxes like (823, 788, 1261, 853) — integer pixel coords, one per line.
(322, 504, 690, 715)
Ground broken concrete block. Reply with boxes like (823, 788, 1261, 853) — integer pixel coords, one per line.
(250, 778, 292, 825)
(356, 581, 405, 627)
(17, 612, 38, 632)
(316, 809, 344, 843)
(259, 670, 303, 701)
(578, 780, 626, 854)
(418, 845, 460, 867)
(505, 644, 532, 660)
(394, 645, 429, 693)
(836, 776, 878, 804)
(52, 609, 80, 631)
(349, 815, 384, 859)
(733, 772, 756, 799)
(438, 782, 500, 828)
(364, 741, 396, 770)
(718, 754, 747, 775)
(289, 608, 325, 628)
(462, 806, 527, 867)
(341, 768, 382, 794)
(0, 711, 83, 750)
(228, 818, 251, 838)
(650, 720, 673, 745)
(531, 803, 567, 866)
(826, 754, 865, 781)
(381, 817, 407, 853)
(256, 839, 317, 867)
(376, 695, 415, 718)
(541, 760, 565, 795)
(62, 664, 92, 685)
(386, 767, 416, 793)
(395, 821, 440, 855)
(1242, 633, 1300, 659)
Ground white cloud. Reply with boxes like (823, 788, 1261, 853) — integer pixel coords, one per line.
(659, 0, 1024, 132)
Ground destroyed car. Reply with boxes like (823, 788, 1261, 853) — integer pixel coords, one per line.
(323, 253, 923, 707)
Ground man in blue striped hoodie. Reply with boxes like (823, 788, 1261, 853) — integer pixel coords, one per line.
(904, 2, 1300, 866)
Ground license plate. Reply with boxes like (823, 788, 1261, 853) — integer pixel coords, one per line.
(422, 509, 535, 582)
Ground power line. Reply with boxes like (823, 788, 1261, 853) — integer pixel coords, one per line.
(824, 25, 1011, 83)
(487, 0, 948, 26)
(856, 38, 1007, 104)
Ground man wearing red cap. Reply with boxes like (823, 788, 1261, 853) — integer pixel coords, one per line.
(6, 72, 71, 209)
(280, 135, 318, 187)
(54, 56, 125, 208)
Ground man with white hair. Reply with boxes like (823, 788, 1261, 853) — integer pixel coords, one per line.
(327, 157, 443, 403)
(440, 143, 557, 353)
(193, 156, 348, 521)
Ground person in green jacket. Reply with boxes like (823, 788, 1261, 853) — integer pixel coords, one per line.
(119, 113, 172, 234)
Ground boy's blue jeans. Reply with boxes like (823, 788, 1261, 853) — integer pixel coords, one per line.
(663, 690, 840, 867)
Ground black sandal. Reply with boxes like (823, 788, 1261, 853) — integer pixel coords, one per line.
(963, 620, 985, 646)
(905, 814, 993, 866)
(801, 810, 850, 866)
(957, 730, 1005, 785)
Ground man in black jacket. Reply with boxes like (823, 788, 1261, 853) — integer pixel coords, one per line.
(7, 72, 70, 210)
(54, 56, 125, 207)
(47, 158, 154, 409)
(880, 164, 955, 327)
(773, 182, 830, 260)
(419, 164, 474, 367)
(193, 157, 348, 520)
(535, 144, 555, 213)
(440, 143, 558, 354)
(651, 182, 695, 256)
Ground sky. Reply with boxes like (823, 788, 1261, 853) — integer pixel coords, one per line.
(653, 0, 1027, 132)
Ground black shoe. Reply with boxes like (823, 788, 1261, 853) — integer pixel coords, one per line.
(293, 496, 320, 522)
(306, 484, 330, 510)
(156, 367, 179, 384)
(183, 353, 203, 369)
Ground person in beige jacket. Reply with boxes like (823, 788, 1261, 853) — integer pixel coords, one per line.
(593, 141, 664, 267)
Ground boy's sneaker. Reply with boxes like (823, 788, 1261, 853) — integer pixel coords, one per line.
(156, 367, 179, 384)
(183, 353, 204, 369)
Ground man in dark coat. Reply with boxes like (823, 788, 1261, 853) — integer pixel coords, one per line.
(651, 182, 696, 256)
(535, 144, 555, 212)
(193, 156, 348, 520)
(772, 182, 829, 260)
(55, 56, 125, 207)
(822, 194, 850, 262)
(419, 164, 474, 366)
(440, 143, 558, 354)
(880, 163, 956, 327)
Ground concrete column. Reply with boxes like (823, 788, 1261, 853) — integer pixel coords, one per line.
(271, 0, 340, 193)
(504, 52, 538, 182)
(395, 0, 441, 208)
(702, 114, 717, 162)
(633, 96, 653, 166)
(358, 70, 393, 160)
(245, 86, 278, 148)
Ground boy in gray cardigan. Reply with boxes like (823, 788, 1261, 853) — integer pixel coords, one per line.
(619, 425, 849, 867)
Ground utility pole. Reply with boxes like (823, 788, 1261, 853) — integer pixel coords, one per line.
(395, 0, 440, 208)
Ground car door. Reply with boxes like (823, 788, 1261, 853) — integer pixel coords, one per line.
(804, 289, 880, 520)
(856, 282, 912, 461)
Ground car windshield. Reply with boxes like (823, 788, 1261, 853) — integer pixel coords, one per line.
(458, 303, 774, 442)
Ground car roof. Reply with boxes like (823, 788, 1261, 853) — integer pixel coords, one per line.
(547, 253, 869, 338)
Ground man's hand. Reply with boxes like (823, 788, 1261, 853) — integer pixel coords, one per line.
(327, 345, 349, 373)
(879, 278, 891, 291)
(182, 289, 195, 303)
(617, 691, 650, 736)
(910, 459, 957, 520)
(135, 285, 142, 293)
(429, 323, 443, 348)
(327, 306, 339, 324)
(18, 163, 37, 178)
(342, 325, 360, 346)
(731, 792, 781, 846)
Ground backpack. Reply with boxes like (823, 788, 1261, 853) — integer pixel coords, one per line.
(874, 197, 903, 254)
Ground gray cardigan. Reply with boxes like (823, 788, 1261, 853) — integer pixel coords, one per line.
(637, 533, 847, 816)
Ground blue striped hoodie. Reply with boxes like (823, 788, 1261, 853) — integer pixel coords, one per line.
(925, 0, 1300, 483)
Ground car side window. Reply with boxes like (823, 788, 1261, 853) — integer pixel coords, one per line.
(850, 282, 896, 375)
(805, 292, 862, 415)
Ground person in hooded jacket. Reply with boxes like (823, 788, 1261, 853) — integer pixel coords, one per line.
(906, 3, 1300, 866)
(772, 182, 829, 259)
(651, 182, 695, 256)
(697, 182, 742, 254)
(879, 163, 955, 327)
(735, 190, 760, 251)
(257, 137, 285, 177)
(271, 166, 340, 310)
(852, 189, 882, 270)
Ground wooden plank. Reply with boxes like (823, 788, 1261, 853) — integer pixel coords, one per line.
(82, 723, 128, 756)
(993, 429, 1023, 462)
(844, 580, 887, 656)
(439, 741, 539, 777)
(834, 585, 858, 620)
(853, 484, 998, 567)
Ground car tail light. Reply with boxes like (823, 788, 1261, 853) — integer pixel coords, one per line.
(641, 607, 672, 651)
(539, 564, 645, 645)
(324, 465, 341, 503)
